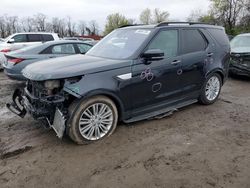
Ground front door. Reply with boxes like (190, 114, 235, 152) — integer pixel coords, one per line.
(130, 29, 183, 117)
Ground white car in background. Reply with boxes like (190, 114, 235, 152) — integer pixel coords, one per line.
(0, 32, 60, 69)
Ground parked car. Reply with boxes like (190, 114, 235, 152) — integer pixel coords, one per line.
(0, 32, 60, 53)
(3, 40, 93, 80)
(0, 32, 60, 69)
(7, 22, 230, 144)
(229, 33, 250, 77)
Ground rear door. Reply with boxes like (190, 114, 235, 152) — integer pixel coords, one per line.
(179, 28, 212, 97)
(130, 29, 183, 116)
(27, 34, 43, 47)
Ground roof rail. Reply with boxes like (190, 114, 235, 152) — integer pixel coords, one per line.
(118, 24, 145, 28)
(156, 22, 212, 27)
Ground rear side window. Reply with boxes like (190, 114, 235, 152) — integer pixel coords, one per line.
(51, 44, 76, 54)
(147, 30, 178, 58)
(181, 29, 207, 54)
(77, 43, 92, 54)
(11, 34, 27, 43)
(28, 34, 42, 42)
(42, 34, 54, 41)
(207, 28, 229, 46)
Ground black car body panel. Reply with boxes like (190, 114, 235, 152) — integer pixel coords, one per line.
(22, 54, 132, 81)
(7, 23, 231, 139)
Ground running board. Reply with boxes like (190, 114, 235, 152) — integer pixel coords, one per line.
(124, 99, 197, 123)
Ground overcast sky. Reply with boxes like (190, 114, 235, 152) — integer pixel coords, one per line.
(0, 0, 211, 31)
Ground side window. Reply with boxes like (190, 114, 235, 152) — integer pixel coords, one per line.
(77, 43, 92, 54)
(42, 34, 54, 41)
(51, 44, 76, 54)
(28, 34, 42, 42)
(147, 30, 178, 58)
(182, 29, 207, 54)
(11, 34, 27, 43)
(207, 28, 229, 46)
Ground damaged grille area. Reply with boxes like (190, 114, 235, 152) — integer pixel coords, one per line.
(24, 80, 66, 121)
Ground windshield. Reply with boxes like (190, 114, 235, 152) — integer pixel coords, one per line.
(86, 28, 152, 59)
(230, 35, 250, 52)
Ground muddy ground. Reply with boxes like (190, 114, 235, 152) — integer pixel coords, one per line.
(0, 71, 249, 188)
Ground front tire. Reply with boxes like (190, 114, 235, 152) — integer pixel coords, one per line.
(67, 95, 118, 144)
(199, 73, 222, 105)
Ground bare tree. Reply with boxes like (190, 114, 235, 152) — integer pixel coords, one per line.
(88, 20, 99, 35)
(33, 13, 47, 31)
(52, 17, 66, 37)
(66, 16, 77, 36)
(0, 16, 6, 37)
(187, 9, 203, 22)
(21, 17, 34, 32)
(153, 8, 169, 23)
(78, 20, 86, 35)
(139, 8, 152, 24)
(211, 0, 246, 32)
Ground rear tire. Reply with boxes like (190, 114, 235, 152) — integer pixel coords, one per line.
(67, 95, 118, 145)
(199, 73, 222, 105)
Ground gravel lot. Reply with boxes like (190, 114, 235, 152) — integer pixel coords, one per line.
(0, 71, 249, 188)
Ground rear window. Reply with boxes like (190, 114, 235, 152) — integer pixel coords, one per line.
(42, 34, 54, 41)
(181, 29, 207, 54)
(28, 34, 42, 42)
(207, 28, 229, 46)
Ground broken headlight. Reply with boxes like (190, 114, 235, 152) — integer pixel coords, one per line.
(44, 80, 61, 95)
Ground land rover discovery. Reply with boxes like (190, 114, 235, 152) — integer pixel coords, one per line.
(7, 22, 230, 144)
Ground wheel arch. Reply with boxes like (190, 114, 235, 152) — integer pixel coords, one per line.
(206, 68, 225, 85)
(79, 89, 125, 121)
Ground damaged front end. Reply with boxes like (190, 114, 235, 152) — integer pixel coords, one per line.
(230, 53, 250, 77)
(6, 79, 78, 138)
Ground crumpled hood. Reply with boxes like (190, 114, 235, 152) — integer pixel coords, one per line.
(22, 54, 131, 81)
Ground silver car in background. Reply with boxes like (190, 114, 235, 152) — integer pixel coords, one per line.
(3, 40, 93, 80)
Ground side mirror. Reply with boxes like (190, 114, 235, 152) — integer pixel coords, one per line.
(8, 39, 15, 44)
(142, 49, 164, 63)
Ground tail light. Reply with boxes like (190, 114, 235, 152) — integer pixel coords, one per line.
(0, 49, 11, 53)
(8, 58, 25, 65)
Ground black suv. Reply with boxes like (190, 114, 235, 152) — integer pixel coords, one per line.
(7, 22, 230, 144)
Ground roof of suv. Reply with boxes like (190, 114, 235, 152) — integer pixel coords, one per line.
(12, 32, 58, 35)
(120, 22, 224, 30)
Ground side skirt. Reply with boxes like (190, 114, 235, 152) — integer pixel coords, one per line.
(124, 99, 197, 123)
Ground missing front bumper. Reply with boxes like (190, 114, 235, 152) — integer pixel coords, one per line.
(6, 89, 67, 139)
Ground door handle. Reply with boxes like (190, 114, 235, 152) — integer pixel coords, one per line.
(171, 60, 181, 65)
(207, 52, 214, 57)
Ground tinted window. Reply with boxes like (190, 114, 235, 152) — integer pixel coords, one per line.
(207, 28, 229, 46)
(77, 43, 92, 54)
(51, 44, 76, 54)
(11, 34, 27, 43)
(42, 34, 54, 41)
(182, 29, 207, 54)
(28, 34, 41, 42)
(147, 30, 178, 58)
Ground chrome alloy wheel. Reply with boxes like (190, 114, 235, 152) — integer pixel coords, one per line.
(78, 103, 113, 141)
(205, 76, 220, 101)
